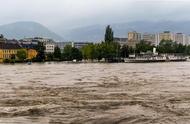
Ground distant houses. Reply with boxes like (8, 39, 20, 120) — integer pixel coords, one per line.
(114, 31, 190, 48)
(0, 35, 95, 62)
(0, 41, 37, 63)
(0, 28, 189, 63)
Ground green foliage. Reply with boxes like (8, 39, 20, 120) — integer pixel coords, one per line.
(101, 42, 120, 60)
(121, 45, 129, 58)
(54, 46, 61, 60)
(46, 53, 54, 61)
(71, 47, 83, 61)
(136, 40, 154, 53)
(105, 25, 114, 43)
(35, 42, 45, 62)
(157, 40, 175, 53)
(3, 59, 11, 63)
(17, 49, 27, 61)
(62, 45, 82, 61)
(81, 44, 96, 60)
(62, 45, 73, 61)
(156, 40, 186, 54)
(81, 42, 120, 61)
(185, 45, 190, 55)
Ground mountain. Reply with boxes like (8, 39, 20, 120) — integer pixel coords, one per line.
(63, 21, 190, 42)
(0, 21, 63, 41)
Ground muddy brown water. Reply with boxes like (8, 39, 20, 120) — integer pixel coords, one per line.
(0, 62, 190, 124)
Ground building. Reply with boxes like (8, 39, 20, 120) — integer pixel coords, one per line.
(0, 42, 22, 62)
(19, 40, 38, 49)
(128, 31, 141, 41)
(114, 37, 128, 46)
(142, 33, 157, 46)
(127, 31, 141, 48)
(159, 31, 175, 42)
(22, 37, 55, 54)
(45, 42, 55, 53)
(73, 42, 92, 49)
(55, 42, 73, 53)
(174, 33, 185, 45)
(185, 35, 190, 45)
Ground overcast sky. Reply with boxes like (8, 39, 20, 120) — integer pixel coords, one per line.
(0, 0, 190, 31)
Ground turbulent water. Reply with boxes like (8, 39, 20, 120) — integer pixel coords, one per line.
(0, 62, 190, 124)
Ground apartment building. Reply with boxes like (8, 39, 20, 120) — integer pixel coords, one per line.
(142, 33, 156, 46)
(114, 37, 128, 46)
(127, 31, 141, 48)
(159, 31, 175, 42)
(174, 33, 185, 45)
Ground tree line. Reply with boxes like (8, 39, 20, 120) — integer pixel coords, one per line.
(36, 25, 190, 62)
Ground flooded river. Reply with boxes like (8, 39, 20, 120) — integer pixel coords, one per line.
(0, 62, 190, 124)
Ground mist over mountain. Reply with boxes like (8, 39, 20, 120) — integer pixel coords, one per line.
(0, 21, 63, 41)
(1, 21, 190, 42)
(63, 21, 190, 42)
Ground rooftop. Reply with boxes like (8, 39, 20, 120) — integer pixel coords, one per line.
(0, 42, 22, 49)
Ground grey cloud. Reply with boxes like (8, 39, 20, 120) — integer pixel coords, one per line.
(0, 0, 189, 32)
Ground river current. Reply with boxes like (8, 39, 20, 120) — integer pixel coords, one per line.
(0, 62, 190, 124)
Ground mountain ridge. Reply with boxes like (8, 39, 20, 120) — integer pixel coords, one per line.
(0, 21, 64, 41)
(63, 21, 190, 42)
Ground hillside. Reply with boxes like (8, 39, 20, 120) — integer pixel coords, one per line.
(0, 21, 63, 41)
(63, 21, 190, 42)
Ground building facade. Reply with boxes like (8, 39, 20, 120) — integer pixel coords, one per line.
(159, 31, 175, 42)
(114, 37, 128, 46)
(0, 43, 22, 62)
(174, 33, 185, 45)
(127, 31, 141, 48)
(45, 43, 55, 53)
(73, 42, 92, 49)
(21, 37, 56, 54)
(142, 33, 156, 45)
(55, 42, 73, 53)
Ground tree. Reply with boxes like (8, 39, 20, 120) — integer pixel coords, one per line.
(101, 42, 120, 61)
(81, 44, 96, 60)
(62, 45, 73, 61)
(35, 42, 45, 62)
(62, 45, 82, 61)
(185, 45, 190, 55)
(71, 47, 82, 61)
(173, 43, 185, 54)
(104, 25, 114, 43)
(46, 53, 54, 61)
(157, 40, 175, 53)
(121, 45, 129, 58)
(17, 49, 27, 61)
(54, 46, 61, 60)
(136, 40, 154, 53)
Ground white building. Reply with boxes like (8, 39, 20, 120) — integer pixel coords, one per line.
(22, 37, 56, 53)
(73, 42, 92, 49)
(185, 35, 190, 45)
(174, 33, 185, 45)
(45, 43, 55, 53)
